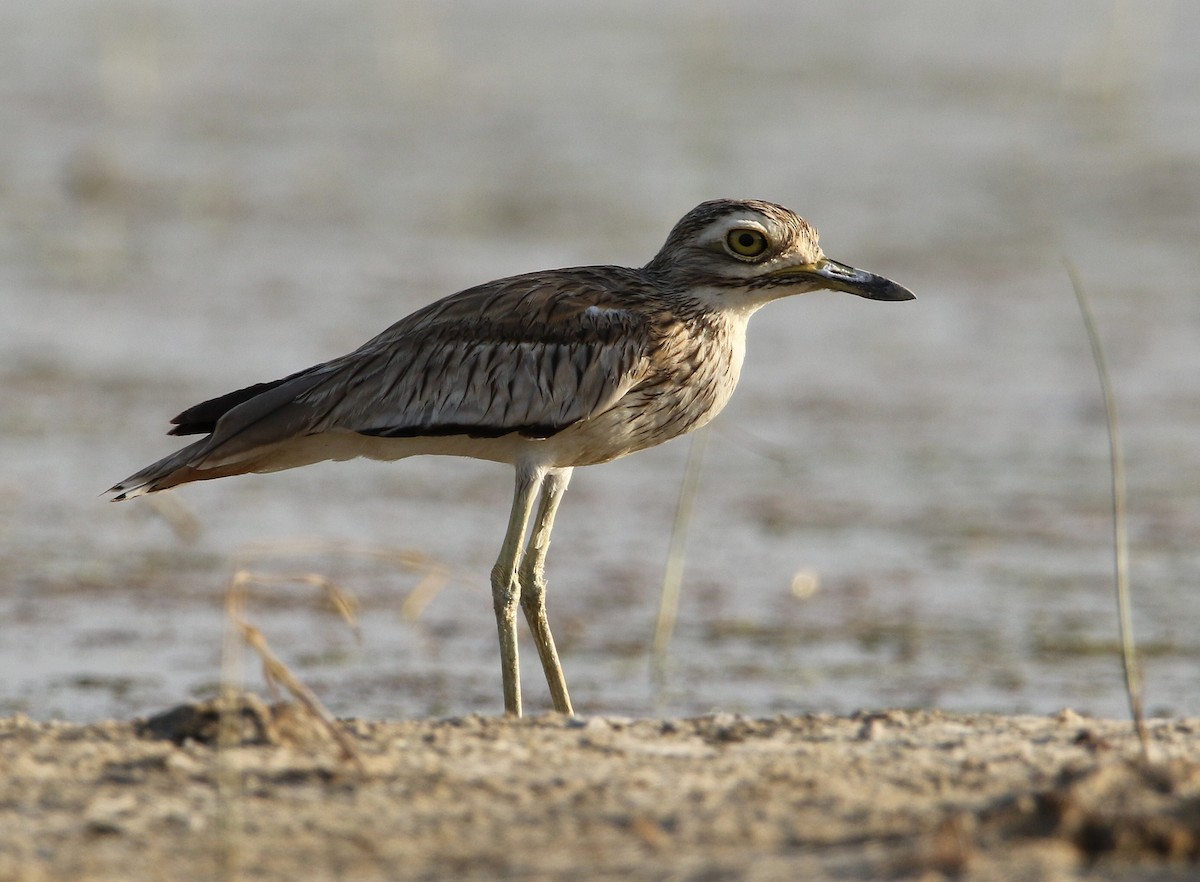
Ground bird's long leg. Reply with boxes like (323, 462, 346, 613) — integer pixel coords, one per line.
(518, 467, 574, 715)
(491, 463, 545, 716)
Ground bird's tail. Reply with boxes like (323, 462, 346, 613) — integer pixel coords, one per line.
(107, 437, 232, 500)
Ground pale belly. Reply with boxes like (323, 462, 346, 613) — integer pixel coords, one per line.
(262, 376, 738, 475)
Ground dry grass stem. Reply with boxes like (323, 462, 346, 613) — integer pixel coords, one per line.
(145, 491, 202, 541)
(231, 538, 456, 621)
(1065, 259, 1149, 758)
(222, 568, 364, 767)
(652, 428, 709, 702)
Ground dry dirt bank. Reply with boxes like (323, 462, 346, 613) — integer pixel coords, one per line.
(1, 699, 1198, 881)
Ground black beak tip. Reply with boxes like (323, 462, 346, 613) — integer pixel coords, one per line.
(872, 281, 916, 302)
(850, 275, 916, 302)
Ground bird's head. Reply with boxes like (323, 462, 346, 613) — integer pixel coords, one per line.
(645, 198, 915, 311)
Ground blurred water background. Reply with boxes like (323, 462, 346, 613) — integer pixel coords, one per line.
(1, 0, 1197, 721)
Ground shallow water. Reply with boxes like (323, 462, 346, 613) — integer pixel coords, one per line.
(1, 0, 1198, 722)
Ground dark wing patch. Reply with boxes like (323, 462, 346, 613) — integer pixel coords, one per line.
(357, 422, 562, 440)
(168, 371, 310, 435)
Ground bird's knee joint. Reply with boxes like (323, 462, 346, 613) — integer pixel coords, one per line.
(518, 564, 547, 599)
(490, 570, 520, 613)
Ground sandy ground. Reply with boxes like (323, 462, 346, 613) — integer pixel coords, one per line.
(5, 0, 1200, 726)
(1, 699, 1197, 882)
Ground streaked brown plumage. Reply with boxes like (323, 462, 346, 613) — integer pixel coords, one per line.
(111, 198, 914, 716)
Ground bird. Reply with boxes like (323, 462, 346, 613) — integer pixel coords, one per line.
(109, 198, 915, 717)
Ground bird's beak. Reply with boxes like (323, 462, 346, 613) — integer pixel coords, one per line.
(774, 257, 916, 301)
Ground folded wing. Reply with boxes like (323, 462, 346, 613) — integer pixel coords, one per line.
(110, 268, 654, 496)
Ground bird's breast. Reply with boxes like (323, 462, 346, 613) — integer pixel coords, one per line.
(543, 310, 747, 467)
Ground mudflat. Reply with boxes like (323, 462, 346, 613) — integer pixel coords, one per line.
(2, 699, 1197, 881)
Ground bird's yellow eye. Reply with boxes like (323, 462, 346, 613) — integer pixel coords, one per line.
(725, 228, 769, 259)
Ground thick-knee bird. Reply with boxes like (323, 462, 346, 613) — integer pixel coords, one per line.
(110, 198, 914, 716)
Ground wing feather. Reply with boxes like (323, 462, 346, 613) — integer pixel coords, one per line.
(187, 268, 655, 462)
